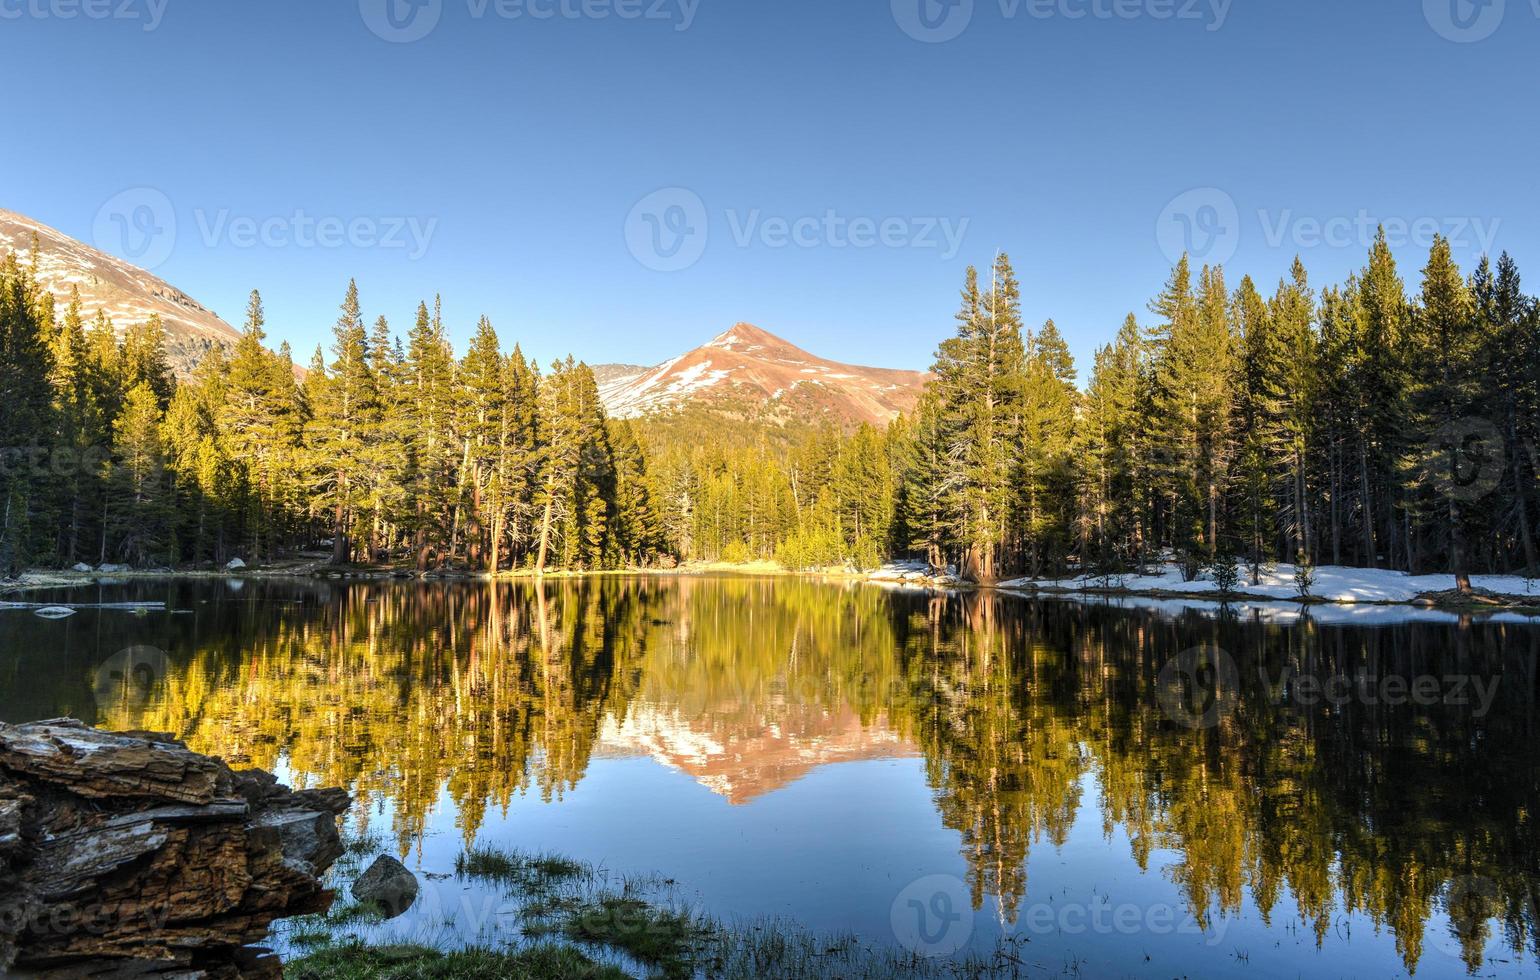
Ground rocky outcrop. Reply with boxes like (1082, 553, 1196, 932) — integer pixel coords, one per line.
(0, 719, 350, 979)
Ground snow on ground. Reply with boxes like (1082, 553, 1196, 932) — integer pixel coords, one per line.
(1048, 594, 1540, 626)
(997, 563, 1540, 604)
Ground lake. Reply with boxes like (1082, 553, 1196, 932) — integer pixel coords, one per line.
(1, 575, 1536, 978)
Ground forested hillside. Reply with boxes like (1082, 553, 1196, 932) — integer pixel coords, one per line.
(2, 231, 1536, 585)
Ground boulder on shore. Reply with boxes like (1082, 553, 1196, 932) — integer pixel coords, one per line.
(0, 719, 350, 978)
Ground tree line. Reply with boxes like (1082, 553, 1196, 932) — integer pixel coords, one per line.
(0, 252, 665, 574)
(649, 235, 1540, 588)
(4, 231, 1537, 584)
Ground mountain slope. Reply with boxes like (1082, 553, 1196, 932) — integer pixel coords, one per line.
(0, 207, 241, 376)
(597, 323, 928, 427)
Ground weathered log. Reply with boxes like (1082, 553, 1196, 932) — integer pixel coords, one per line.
(0, 719, 350, 979)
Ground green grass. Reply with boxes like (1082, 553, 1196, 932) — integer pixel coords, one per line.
(287, 942, 629, 979)
(288, 845, 1068, 980)
(322, 901, 388, 927)
(456, 846, 590, 887)
(561, 895, 707, 978)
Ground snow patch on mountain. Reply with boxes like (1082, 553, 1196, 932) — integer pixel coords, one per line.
(0, 207, 241, 376)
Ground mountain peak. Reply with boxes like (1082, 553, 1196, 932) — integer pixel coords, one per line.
(597, 323, 929, 426)
(705, 322, 793, 353)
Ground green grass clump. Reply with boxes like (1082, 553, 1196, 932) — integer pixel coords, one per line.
(561, 895, 707, 977)
(322, 901, 388, 927)
(342, 829, 385, 857)
(456, 846, 590, 889)
(287, 942, 628, 979)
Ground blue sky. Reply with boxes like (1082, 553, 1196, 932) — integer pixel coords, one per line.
(2, 0, 1536, 376)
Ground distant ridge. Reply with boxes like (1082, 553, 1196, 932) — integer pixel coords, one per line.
(0, 207, 242, 377)
(596, 323, 929, 427)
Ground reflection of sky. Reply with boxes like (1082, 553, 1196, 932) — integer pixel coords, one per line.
(278, 754, 1512, 979)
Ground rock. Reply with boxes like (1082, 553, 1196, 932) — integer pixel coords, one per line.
(70, 563, 93, 573)
(97, 563, 129, 573)
(225, 558, 246, 571)
(0, 719, 350, 978)
(351, 855, 419, 917)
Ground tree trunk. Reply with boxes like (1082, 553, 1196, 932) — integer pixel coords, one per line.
(535, 496, 554, 576)
(1450, 495, 1472, 593)
(1358, 440, 1375, 568)
(488, 506, 504, 574)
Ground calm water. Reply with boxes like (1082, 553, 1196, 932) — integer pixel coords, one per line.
(2, 575, 1538, 978)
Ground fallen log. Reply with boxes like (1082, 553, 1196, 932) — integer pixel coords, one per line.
(0, 719, 350, 978)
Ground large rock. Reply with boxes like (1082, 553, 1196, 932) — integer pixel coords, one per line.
(0, 719, 350, 978)
(351, 855, 418, 917)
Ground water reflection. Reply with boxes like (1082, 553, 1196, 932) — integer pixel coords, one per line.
(1, 576, 1537, 975)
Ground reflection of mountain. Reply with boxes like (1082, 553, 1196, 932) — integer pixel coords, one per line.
(601, 703, 913, 804)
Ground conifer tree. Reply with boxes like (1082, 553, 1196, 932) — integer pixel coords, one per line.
(1409, 237, 1482, 590)
(49, 286, 102, 563)
(218, 290, 296, 560)
(932, 256, 1026, 581)
(0, 253, 55, 573)
(1016, 319, 1077, 576)
(304, 280, 380, 564)
(104, 382, 172, 566)
(1074, 315, 1141, 572)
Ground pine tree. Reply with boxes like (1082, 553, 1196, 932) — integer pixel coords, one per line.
(49, 286, 103, 564)
(1355, 229, 1411, 568)
(534, 359, 615, 572)
(303, 280, 381, 564)
(104, 382, 172, 566)
(218, 290, 296, 560)
(0, 253, 56, 573)
(1408, 237, 1482, 590)
(460, 315, 508, 570)
(402, 300, 458, 568)
(932, 256, 1027, 581)
(1476, 253, 1540, 572)
(1016, 319, 1077, 576)
(1074, 315, 1141, 573)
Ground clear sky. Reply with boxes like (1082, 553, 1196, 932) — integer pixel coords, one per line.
(2, 0, 1535, 376)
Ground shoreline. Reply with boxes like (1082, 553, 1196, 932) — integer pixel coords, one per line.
(7, 560, 1540, 616)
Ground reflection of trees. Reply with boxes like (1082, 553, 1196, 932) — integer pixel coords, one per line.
(889, 597, 1540, 974)
(96, 579, 651, 849)
(15, 579, 1538, 974)
(889, 597, 1084, 920)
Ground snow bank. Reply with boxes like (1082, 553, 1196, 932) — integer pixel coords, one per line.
(997, 563, 1540, 605)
